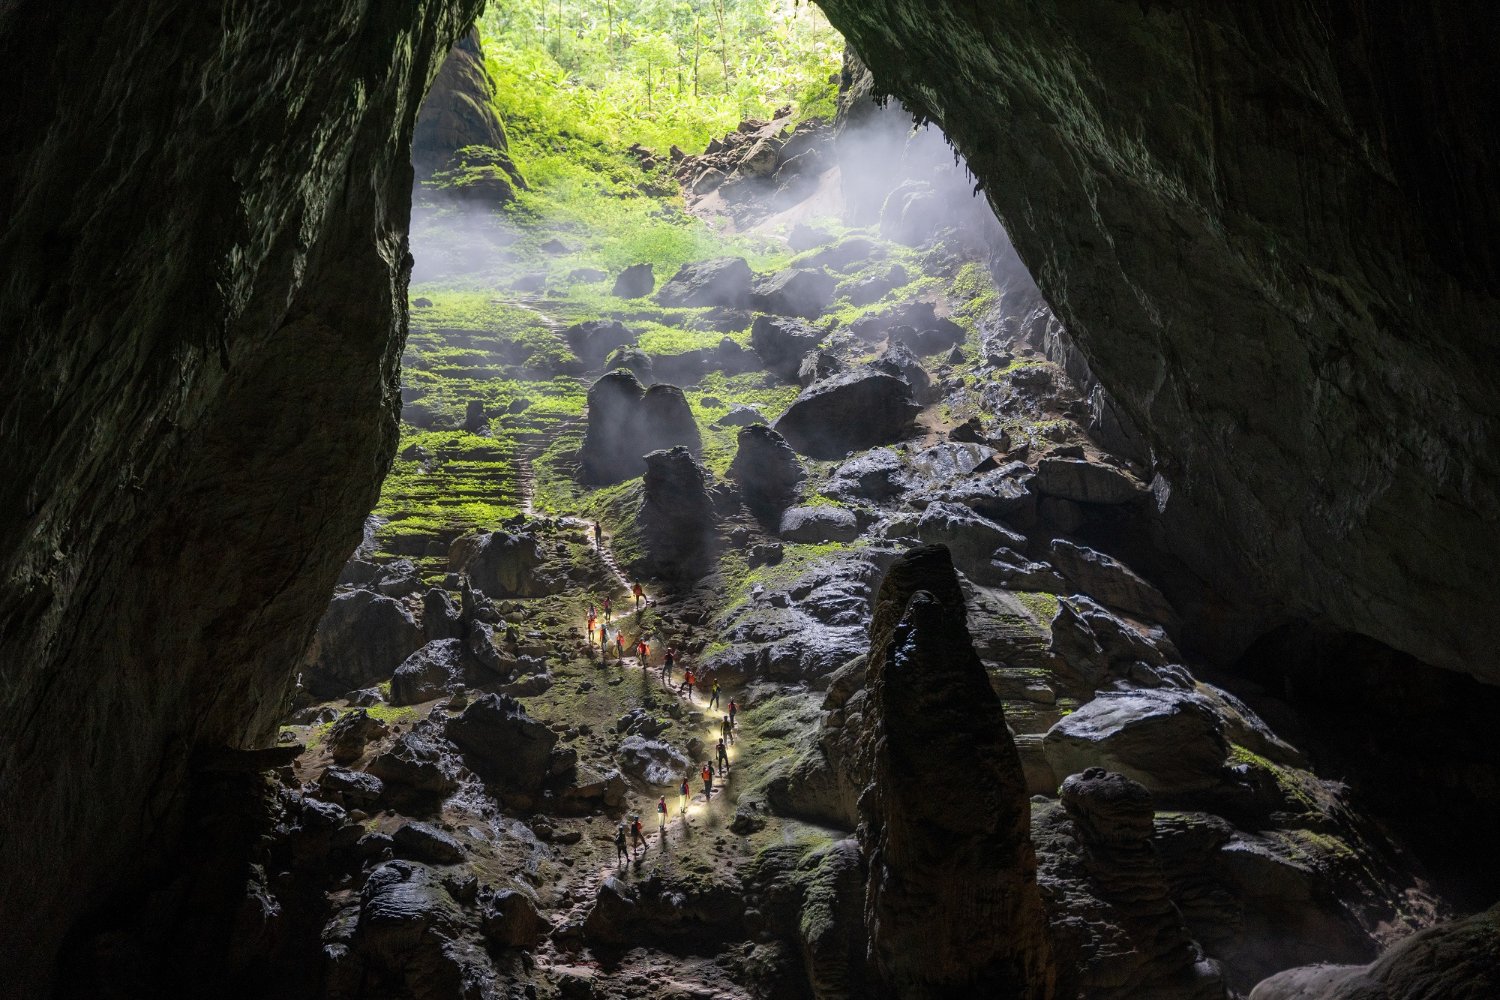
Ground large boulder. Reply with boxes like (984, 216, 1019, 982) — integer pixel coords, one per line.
(749, 314, 825, 381)
(727, 424, 805, 514)
(579, 368, 646, 483)
(299, 590, 424, 699)
(1248, 905, 1500, 1000)
(365, 726, 461, 799)
(579, 370, 702, 484)
(859, 545, 1055, 997)
(341, 860, 496, 996)
(326, 709, 390, 766)
(1043, 689, 1229, 798)
(752, 268, 838, 319)
(446, 693, 558, 794)
(611, 262, 654, 299)
(779, 505, 860, 544)
(655, 257, 752, 308)
(893, 502, 1026, 584)
(564, 319, 637, 365)
(412, 28, 522, 194)
(421, 588, 462, 641)
(773, 368, 920, 459)
(389, 639, 469, 706)
(871, 341, 936, 403)
(457, 530, 559, 599)
(616, 736, 691, 785)
(639, 446, 717, 577)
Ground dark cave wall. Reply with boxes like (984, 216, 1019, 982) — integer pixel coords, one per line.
(0, 0, 482, 991)
(814, 0, 1500, 678)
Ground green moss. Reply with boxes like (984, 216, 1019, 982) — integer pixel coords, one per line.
(1014, 591, 1060, 623)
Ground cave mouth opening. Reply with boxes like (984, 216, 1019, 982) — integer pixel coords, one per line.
(1232, 623, 1500, 911)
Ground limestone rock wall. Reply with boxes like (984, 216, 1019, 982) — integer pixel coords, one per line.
(0, 0, 481, 991)
(814, 0, 1500, 678)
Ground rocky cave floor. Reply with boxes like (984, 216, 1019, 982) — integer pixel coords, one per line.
(84, 117, 1494, 1000)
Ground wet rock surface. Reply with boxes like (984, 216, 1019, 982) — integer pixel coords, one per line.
(727, 424, 805, 515)
(774, 368, 920, 458)
(639, 446, 717, 577)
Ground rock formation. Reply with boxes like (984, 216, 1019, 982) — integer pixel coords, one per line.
(579, 370, 702, 484)
(639, 446, 717, 577)
(815, 0, 1500, 679)
(654, 256, 753, 308)
(728, 424, 806, 515)
(1045, 769, 1227, 1000)
(858, 544, 1055, 998)
(774, 368, 920, 458)
(1250, 905, 1500, 1000)
(412, 26, 524, 199)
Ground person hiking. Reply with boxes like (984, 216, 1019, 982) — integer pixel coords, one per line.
(729, 698, 737, 731)
(708, 679, 721, 710)
(678, 667, 695, 701)
(630, 815, 644, 854)
(593, 521, 603, 547)
(656, 795, 668, 835)
(661, 652, 672, 686)
(716, 737, 729, 776)
(664, 646, 676, 673)
(615, 630, 625, 659)
(603, 595, 612, 623)
(599, 624, 609, 657)
(721, 714, 732, 744)
(586, 611, 597, 643)
(614, 822, 628, 866)
(702, 762, 714, 799)
(636, 638, 649, 662)
(678, 776, 690, 815)
(632, 581, 645, 608)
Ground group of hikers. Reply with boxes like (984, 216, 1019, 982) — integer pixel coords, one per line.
(587, 522, 746, 865)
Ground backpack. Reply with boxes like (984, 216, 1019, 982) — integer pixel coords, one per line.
(702, 765, 711, 781)
(680, 780, 689, 796)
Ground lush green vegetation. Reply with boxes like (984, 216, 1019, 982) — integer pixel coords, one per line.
(480, 0, 841, 158)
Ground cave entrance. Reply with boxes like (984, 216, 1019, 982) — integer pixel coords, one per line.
(1233, 624, 1500, 910)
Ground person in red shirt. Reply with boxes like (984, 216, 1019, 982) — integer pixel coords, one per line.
(701, 762, 714, 799)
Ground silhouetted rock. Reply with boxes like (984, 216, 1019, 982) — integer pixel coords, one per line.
(422, 588, 462, 641)
(564, 319, 637, 365)
(750, 314, 825, 381)
(446, 693, 557, 794)
(728, 424, 805, 513)
(300, 590, 425, 699)
(389, 639, 468, 706)
(655, 256, 752, 308)
(752, 267, 838, 318)
(338, 860, 497, 995)
(413, 28, 523, 194)
(579, 370, 702, 484)
(859, 544, 1055, 997)
(458, 530, 560, 599)
(327, 709, 390, 765)
(1046, 769, 1229, 1000)
(639, 446, 716, 577)
(611, 263, 655, 298)
(481, 889, 547, 950)
(774, 368, 920, 459)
